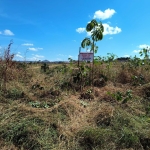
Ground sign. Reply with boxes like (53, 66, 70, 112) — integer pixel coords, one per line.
(79, 52, 94, 62)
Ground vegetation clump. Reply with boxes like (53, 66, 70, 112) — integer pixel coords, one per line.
(1, 41, 150, 149)
(41, 63, 49, 72)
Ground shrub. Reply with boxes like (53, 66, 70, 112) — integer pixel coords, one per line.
(0, 40, 15, 92)
(41, 63, 49, 72)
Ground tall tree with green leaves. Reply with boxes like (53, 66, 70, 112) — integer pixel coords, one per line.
(81, 19, 104, 53)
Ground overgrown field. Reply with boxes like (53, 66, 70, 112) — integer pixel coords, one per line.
(1, 45, 150, 150)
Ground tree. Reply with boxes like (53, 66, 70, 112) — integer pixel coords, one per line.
(81, 19, 104, 53)
(139, 47, 150, 60)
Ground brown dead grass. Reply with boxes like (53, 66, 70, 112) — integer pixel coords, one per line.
(1, 61, 150, 149)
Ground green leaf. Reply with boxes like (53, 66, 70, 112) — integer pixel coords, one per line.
(86, 23, 93, 32)
(81, 38, 91, 48)
(91, 19, 98, 26)
(91, 28, 103, 41)
(99, 22, 104, 32)
(86, 19, 99, 32)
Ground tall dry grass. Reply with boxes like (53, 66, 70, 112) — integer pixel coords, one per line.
(1, 46, 150, 149)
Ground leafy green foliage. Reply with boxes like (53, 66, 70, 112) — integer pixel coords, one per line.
(91, 22, 104, 42)
(29, 101, 50, 108)
(81, 38, 91, 48)
(107, 90, 132, 104)
(41, 63, 49, 72)
(132, 74, 145, 86)
(86, 19, 98, 31)
(81, 19, 104, 53)
(139, 47, 150, 60)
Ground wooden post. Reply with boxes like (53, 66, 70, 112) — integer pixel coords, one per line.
(78, 47, 81, 67)
(92, 44, 94, 87)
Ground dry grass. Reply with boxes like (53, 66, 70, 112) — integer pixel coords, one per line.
(1, 55, 150, 150)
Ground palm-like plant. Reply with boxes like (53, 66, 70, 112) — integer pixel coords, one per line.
(81, 19, 104, 53)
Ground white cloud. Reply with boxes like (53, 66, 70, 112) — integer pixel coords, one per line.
(3, 29, 14, 36)
(22, 43, 34, 46)
(28, 47, 43, 51)
(103, 23, 121, 35)
(28, 48, 37, 51)
(139, 44, 150, 49)
(15, 54, 23, 58)
(34, 54, 44, 58)
(124, 55, 130, 57)
(28, 54, 44, 61)
(93, 8, 116, 20)
(85, 24, 121, 36)
(77, 23, 121, 37)
(0, 31, 2, 34)
(133, 44, 150, 53)
(87, 31, 92, 36)
(14, 52, 23, 59)
(37, 47, 43, 50)
(76, 27, 85, 33)
(133, 50, 141, 53)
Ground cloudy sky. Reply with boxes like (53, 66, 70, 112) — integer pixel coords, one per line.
(0, 0, 150, 61)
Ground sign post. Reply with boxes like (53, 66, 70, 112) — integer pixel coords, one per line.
(79, 52, 94, 62)
(78, 47, 81, 67)
(77, 47, 94, 87)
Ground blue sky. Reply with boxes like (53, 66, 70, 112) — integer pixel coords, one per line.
(0, 0, 150, 61)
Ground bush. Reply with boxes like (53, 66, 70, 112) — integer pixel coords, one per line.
(41, 63, 49, 72)
(0, 41, 15, 92)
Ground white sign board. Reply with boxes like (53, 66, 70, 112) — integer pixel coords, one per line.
(79, 52, 94, 62)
